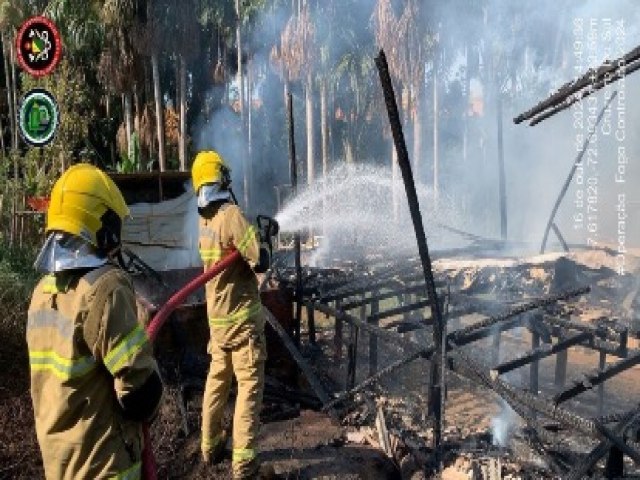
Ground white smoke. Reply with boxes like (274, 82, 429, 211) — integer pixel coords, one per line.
(491, 401, 519, 447)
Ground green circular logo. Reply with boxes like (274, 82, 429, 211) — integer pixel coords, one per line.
(18, 88, 60, 146)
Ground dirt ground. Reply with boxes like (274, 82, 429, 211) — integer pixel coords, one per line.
(3, 248, 640, 479)
(153, 398, 400, 480)
(0, 322, 402, 480)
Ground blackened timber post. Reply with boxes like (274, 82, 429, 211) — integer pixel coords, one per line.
(555, 347, 568, 388)
(288, 92, 303, 346)
(334, 299, 343, 361)
(369, 289, 379, 376)
(492, 331, 501, 366)
(307, 303, 316, 345)
(375, 49, 445, 461)
(530, 327, 540, 419)
(598, 351, 606, 416)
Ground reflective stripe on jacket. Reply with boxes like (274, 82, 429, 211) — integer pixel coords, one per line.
(27, 265, 158, 480)
(198, 203, 262, 333)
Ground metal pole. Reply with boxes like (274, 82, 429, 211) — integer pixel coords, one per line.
(375, 49, 445, 455)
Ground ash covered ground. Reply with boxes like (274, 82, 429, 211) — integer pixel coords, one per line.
(3, 247, 640, 479)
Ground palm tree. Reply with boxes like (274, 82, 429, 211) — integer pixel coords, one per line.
(273, 2, 316, 186)
(0, 0, 31, 151)
(98, 0, 138, 163)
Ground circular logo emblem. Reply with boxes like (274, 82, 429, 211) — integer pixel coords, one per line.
(16, 16, 62, 77)
(18, 89, 60, 146)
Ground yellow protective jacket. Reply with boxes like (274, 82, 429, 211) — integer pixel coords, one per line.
(199, 203, 263, 336)
(27, 265, 160, 480)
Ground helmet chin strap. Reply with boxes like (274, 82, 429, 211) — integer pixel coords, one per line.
(228, 187, 239, 206)
(110, 247, 128, 271)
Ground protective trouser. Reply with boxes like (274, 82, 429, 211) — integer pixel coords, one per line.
(201, 315, 266, 479)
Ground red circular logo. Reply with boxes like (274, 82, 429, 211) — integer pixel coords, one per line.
(16, 16, 62, 77)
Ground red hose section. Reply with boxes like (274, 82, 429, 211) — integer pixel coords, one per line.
(141, 249, 241, 480)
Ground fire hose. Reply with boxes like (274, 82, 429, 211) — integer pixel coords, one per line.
(141, 249, 241, 480)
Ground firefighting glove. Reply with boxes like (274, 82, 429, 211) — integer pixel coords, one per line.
(118, 370, 164, 422)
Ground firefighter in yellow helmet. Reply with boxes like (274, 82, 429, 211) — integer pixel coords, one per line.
(192, 151, 275, 479)
(27, 164, 163, 480)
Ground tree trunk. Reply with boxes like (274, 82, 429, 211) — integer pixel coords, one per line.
(152, 53, 166, 171)
(235, 0, 244, 124)
(0, 116, 5, 156)
(392, 141, 399, 221)
(305, 73, 314, 186)
(413, 87, 423, 183)
(247, 55, 254, 210)
(2, 35, 15, 151)
(124, 92, 133, 159)
(179, 55, 187, 171)
(133, 86, 141, 136)
(496, 85, 507, 240)
(9, 40, 18, 150)
(235, 0, 249, 210)
(432, 72, 439, 205)
(320, 78, 329, 179)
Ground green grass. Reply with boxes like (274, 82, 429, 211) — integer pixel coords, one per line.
(0, 242, 40, 395)
(0, 241, 39, 308)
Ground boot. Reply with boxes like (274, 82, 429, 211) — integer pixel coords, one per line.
(233, 460, 282, 480)
(256, 464, 282, 480)
(202, 431, 228, 465)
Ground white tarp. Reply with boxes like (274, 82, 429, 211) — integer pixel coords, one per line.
(122, 187, 202, 271)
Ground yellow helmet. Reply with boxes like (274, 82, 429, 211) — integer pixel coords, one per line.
(46, 163, 129, 252)
(191, 150, 231, 193)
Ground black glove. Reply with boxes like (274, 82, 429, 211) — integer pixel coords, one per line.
(254, 247, 270, 273)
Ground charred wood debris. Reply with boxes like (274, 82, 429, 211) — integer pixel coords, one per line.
(263, 48, 640, 478)
(268, 246, 640, 479)
(154, 46, 640, 479)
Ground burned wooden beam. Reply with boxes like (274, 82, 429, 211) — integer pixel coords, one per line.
(491, 331, 592, 377)
(322, 348, 427, 413)
(320, 278, 406, 303)
(311, 301, 420, 351)
(598, 352, 606, 416)
(515, 44, 640, 125)
(321, 274, 444, 304)
(456, 317, 528, 346)
(566, 409, 639, 480)
(376, 48, 445, 454)
(550, 223, 569, 253)
(596, 407, 640, 424)
(319, 288, 590, 411)
(369, 289, 379, 376)
(544, 315, 622, 342)
(551, 316, 629, 355)
(346, 322, 358, 390)
(334, 300, 344, 361)
(451, 286, 590, 343)
(449, 342, 601, 438)
(539, 94, 617, 254)
(595, 418, 640, 466)
(339, 283, 427, 311)
(452, 344, 640, 469)
(553, 349, 640, 405)
(369, 299, 432, 323)
(306, 303, 316, 345)
(263, 308, 337, 420)
(287, 92, 303, 347)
